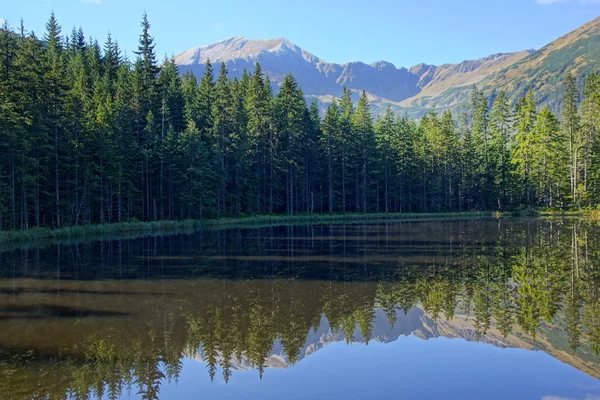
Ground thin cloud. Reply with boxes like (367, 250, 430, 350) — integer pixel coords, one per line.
(541, 396, 577, 400)
(537, 0, 600, 3)
(83, 0, 102, 4)
(214, 22, 224, 29)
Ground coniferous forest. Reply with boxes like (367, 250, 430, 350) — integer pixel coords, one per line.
(1, 13, 600, 231)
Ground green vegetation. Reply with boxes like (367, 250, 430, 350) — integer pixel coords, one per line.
(0, 211, 492, 244)
(0, 14, 599, 236)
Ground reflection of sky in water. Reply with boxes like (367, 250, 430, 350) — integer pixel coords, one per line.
(3, 219, 600, 399)
(147, 336, 600, 400)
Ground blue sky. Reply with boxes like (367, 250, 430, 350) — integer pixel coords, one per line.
(1, 0, 599, 67)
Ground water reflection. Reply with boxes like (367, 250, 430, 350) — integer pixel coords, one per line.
(1, 218, 600, 399)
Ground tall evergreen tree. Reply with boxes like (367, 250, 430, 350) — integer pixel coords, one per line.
(490, 92, 512, 209)
(512, 91, 537, 207)
(352, 91, 375, 213)
(562, 74, 582, 204)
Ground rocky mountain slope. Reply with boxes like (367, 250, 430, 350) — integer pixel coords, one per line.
(484, 15, 600, 109)
(405, 16, 600, 114)
(175, 16, 600, 117)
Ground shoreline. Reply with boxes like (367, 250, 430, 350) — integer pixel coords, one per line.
(0, 211, 496, 245)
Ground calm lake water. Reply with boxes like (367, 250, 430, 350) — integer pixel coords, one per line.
(2, 218, 600, 399)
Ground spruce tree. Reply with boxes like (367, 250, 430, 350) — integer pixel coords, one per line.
(320, 102, 340, 213)
(512, 91, 537, 207)
(490, 92, 512, 209)
(352, 91, 375, 213)
(562, 74, 581, 205)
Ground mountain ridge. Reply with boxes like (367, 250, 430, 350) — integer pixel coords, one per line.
(174, 16, 600, 116)
(175, 37, 529, 109)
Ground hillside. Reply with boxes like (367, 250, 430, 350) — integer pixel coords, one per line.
(484, 15, 600, 110)
(397, 16, 600, 114)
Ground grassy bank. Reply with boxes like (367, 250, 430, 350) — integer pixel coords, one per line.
(536, 208, 600, 219)
(0, 211, 494, 245)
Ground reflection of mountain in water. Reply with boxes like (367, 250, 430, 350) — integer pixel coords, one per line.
(194, 307, 593, 377)
(195, 309, 429, 370)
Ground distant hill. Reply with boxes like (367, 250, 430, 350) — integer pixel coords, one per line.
(174, 16, 600, 117)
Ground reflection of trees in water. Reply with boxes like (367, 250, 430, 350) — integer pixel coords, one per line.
(1, 219, 600, 399)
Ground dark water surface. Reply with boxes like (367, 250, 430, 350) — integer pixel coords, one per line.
(2, 218, 600, 399)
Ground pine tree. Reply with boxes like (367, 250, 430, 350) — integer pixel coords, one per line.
(305, 100, 321, 213)
(338, 87, 353, 212)
(512, 91, 537, 207)
(532, 107, 565, 207)
(133, 12, 159, 220)
(273, 74, 307, 214)
(490, 91, 512, 209)
(245, 63, 272, 214)
(375, 106, 395, 213)
(459, 111, 476, 210)
(158, 57, 184, 218)
(391, 114, 418, 212)
(581, 73, 600, 203)
(470, 87, 492, 209)
(352, 91, 375, 213)
(562, 74, 581, 205)
(230, 74, 249, 216)
(440, 110, 459, 211)
(44, 12, 67, 227)
(211, 62, 234, 217)
(320, 102, 339, 213)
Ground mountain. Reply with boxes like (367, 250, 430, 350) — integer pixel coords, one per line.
(400, 51, 534, 107)
(175, 36, 425, 103)
(405, 16, 600, 114)
(174, 16, 600, 116)
(174, 38, 529, 113)
(484, 15, 600, 109)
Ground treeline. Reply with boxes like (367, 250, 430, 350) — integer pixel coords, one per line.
(1, 14, 600, 230)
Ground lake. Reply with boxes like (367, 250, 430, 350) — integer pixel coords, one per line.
(2, 217, 600, 399)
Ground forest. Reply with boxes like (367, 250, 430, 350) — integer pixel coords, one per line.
(1, 13, 600, 230)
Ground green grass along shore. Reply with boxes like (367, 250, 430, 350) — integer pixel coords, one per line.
(2, 208, 595, 246)
(0, 211, 499, 245)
